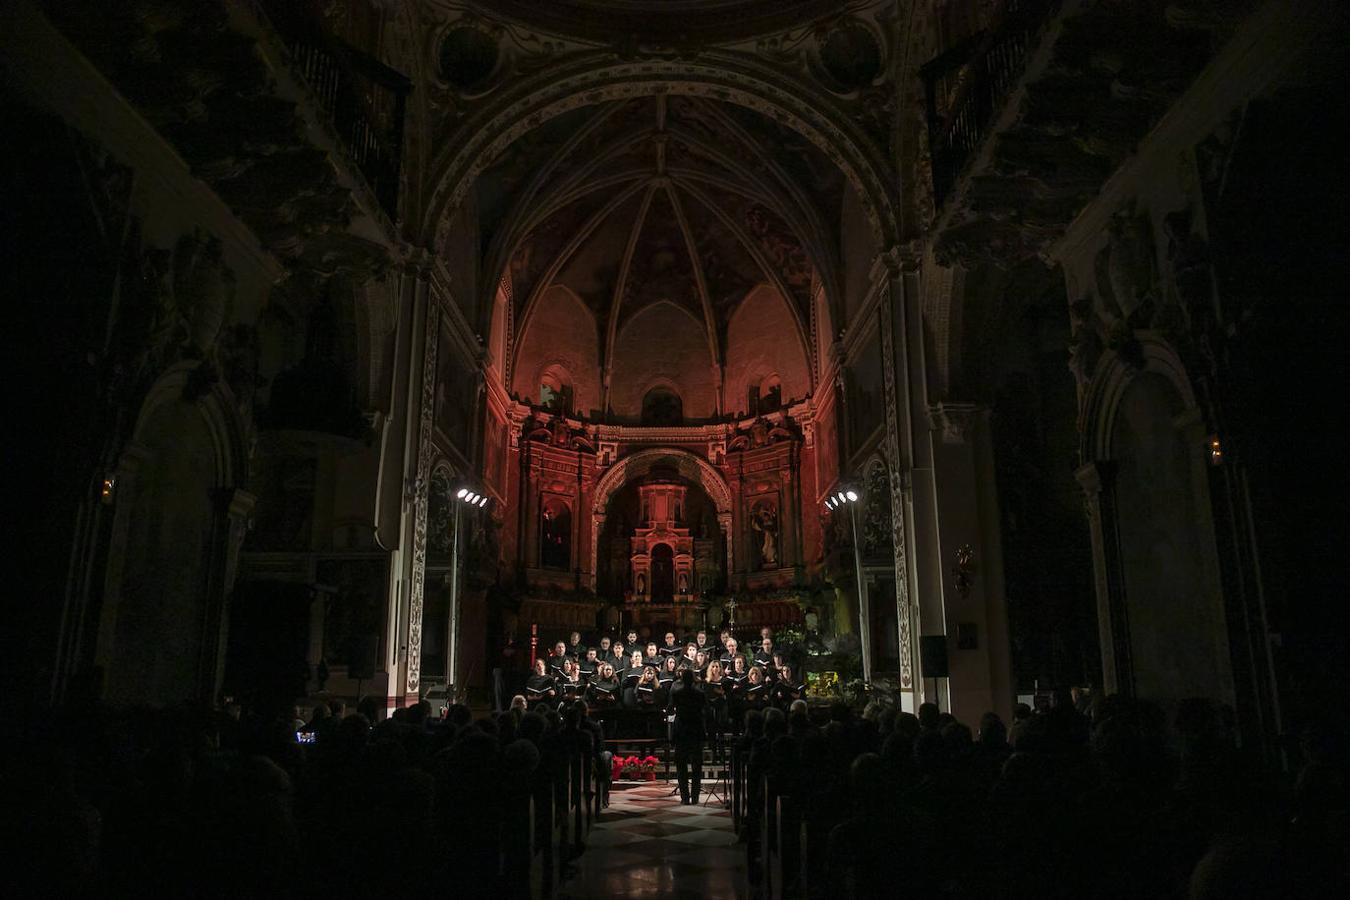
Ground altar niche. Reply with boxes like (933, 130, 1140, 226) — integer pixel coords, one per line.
(629, 479, 700, 604)
(598, 472, 722, 631)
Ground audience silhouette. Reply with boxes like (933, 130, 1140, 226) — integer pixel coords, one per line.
(2, 683, 1344, 898)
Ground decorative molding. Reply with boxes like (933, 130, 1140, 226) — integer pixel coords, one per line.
(930, 402, 981, 445)
(877, 279, 913, 689)
(406, 301, 442, 696)
(1079, 333, 1198, 464)
(1049, 0, 1334, 265)
(419, 56, 900, 253)
(588, 446, 735, 577)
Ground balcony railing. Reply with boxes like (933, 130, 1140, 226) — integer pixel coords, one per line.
(258, 1, 411, 221)
(920, 0, 1060, 210)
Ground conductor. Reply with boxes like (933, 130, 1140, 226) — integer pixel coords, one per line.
(670, 668, 708, 804)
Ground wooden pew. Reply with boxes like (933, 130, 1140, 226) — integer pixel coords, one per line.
(571, 751, 585, 853)
(760, 774, 780, 896)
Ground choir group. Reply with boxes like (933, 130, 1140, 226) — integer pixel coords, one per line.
(522, 626, 807, 715)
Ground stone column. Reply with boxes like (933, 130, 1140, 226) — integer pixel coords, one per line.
(718, 511, 734, 582)
(590, 512, 605, 592)
(877, 251, 928, 710)
(929, 403, 1014, 724)
(1076, 460, 1132, 696)
(392, 265, 434, 705)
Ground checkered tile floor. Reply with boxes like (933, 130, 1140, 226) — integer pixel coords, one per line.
(559, 781, 746, 898)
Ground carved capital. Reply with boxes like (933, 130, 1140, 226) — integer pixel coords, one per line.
(930, 402, 983, 445)
(1075, 459, 1117, 496)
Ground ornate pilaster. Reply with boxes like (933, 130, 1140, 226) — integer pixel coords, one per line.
(718, 511, 735, 577)
(931, 402, 980, 445)
(405, 299, 441, 696)
(878, 278, 914, 690)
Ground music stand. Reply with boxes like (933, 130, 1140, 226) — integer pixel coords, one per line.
(702, 762, 727, 807)
(664, 712, 682, 796)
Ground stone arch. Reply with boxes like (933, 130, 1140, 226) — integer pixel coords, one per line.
(1080, 335, 1199, 463)
(592, 448, 732, 517)
(130, 361, 251, 489)
(98, 361, 252, 706)
(511, 283, 600, 412)
(590, 447, 733, 581)
(1079, 335, 1232, 706)
(418, 54, 902, 266)
(418, 56, 907, 356)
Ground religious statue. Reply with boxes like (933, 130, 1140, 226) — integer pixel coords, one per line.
(678, 572, 688, 594)
(550, 415, 570, 447)
(751, 502, 779, 568)
(636, 573, 646, 595)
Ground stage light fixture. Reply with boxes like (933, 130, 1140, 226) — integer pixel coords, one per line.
(456, 487, 468, 499)
(845, 490, 858, 502)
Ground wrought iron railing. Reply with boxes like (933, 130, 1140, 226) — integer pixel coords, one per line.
(920, 0, 1060, 210)
(257, 1, 411, 221)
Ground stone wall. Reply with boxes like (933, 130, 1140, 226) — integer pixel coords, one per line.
(609, 302, 717, 421)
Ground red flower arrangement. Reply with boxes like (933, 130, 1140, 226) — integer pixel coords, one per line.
(612, 755, 662, 781)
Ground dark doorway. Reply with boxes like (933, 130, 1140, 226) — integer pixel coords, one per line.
(651, 544, 675, 602)
(224, 580, 311, 708)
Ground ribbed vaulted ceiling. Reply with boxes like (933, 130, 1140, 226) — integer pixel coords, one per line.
(480, 94, 846, 380)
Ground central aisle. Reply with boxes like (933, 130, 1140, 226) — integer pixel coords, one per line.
(559, 781, 747, 898)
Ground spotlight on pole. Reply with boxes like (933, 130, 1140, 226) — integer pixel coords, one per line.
(456, 488, 468, 499)
(845, 490, 858, 502)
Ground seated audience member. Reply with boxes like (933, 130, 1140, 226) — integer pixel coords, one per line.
(588, 663, 620, 707)
(636, 666, 660, 707)
(660, 631, 681, 657)
(526, 658, 557, 705)
(509, 694, 528, 716)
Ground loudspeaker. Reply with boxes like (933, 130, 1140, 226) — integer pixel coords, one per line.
(920, 635, 949, 679)
(347, 634, 380, 680)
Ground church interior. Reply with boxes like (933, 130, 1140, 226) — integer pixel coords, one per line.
(4, 0, 1348, 896)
